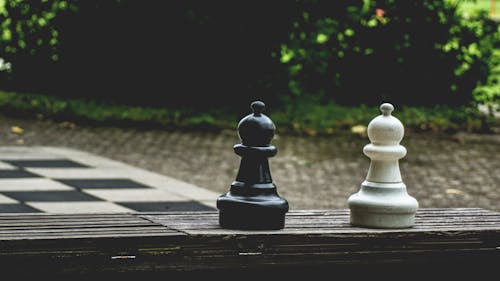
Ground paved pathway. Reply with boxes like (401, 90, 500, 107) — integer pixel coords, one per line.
(0, 115, 499, 212)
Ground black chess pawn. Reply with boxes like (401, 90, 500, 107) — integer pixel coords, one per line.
(217, 101, 289, 230)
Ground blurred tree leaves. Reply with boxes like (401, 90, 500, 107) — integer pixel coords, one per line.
(0, 0, 76, 68)
(0, 0, 498, 107)
(280, 0, 500, 106)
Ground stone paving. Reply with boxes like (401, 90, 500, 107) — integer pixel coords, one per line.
(0, 115, 499, 211)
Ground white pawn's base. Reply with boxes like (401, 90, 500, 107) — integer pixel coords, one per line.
(348, 181, 419, 228)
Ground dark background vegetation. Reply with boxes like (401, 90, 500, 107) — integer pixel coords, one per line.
(1, 0, 298, 111)
(0, 0, 498, 133)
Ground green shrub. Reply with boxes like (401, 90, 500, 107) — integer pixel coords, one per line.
(281, 0, 500, 106)
(0, 0, 74, 67)
(0, 1, 498, 108)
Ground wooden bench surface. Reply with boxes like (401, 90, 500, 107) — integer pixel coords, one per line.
(1, 208, 499, 275)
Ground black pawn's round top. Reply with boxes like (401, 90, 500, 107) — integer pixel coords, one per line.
(237, 101, 275, 147)
(251, 100, 265, 114)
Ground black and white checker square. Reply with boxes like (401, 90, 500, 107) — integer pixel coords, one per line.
(0, 147, 217, 214)
(0, 193, 41, 213)
(0, 169, 41, 178)
(57, 179, 152, 189)
(4, 159, 90, 168)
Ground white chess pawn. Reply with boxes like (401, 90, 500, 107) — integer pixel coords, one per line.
(348, 103, 418, 228)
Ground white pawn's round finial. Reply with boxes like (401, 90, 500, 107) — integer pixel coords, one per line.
(367, 102, 404, 145)
(380, 103, 394, 116)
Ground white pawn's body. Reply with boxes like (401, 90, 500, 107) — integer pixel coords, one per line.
(348, 103, 418, 228)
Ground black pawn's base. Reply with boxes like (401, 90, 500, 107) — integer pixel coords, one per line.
(217, 182, 288, 230)
(219, 209, 286, 230)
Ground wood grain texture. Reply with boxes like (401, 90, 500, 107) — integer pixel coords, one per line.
(0, 208, 498, 276)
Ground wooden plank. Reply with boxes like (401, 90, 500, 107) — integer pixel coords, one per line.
(0, 220, 148, 226)
(141, 208, 500, 235)
(0, 231, 178, 239)
(0, 226, 175, 235)
(0, 213, 184, 241)
(0, 220, 153, 226)
(0, 213, 145, 219)
(0, 223, 158, 231)
(0, 208, 498, 276)
(145, 216, 500, 226)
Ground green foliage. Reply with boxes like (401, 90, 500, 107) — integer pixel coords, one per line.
(0, 91, 236, 130)
(0, 91, 494, 134)
(459, 0, 498, 17)
(0, 0, 74, 68)
(281, 0, 500, 106)
(0, 1, 498, 108)
(271, 97, 495, 134)
(458, 1, 500, 106)
(473, 49, 500, 104)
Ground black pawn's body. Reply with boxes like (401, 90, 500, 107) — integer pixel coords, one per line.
(217, 101, 289, 230)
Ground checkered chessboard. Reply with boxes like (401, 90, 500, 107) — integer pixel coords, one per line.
(0, 146, 217, 213)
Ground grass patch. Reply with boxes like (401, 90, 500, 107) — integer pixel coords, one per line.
(271, 99, 496, 135)
(0, 91, 236, 131)
(0, 91, 496, 135)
